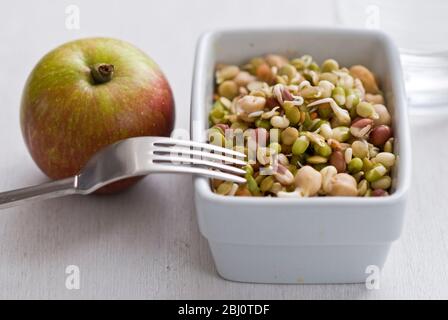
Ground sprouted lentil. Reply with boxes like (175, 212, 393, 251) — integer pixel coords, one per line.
(208, 54, 396, 197)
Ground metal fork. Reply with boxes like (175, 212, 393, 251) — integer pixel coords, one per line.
(0, 137, 246, 209)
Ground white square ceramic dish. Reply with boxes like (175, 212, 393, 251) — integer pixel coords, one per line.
(191, 28, 411, 284)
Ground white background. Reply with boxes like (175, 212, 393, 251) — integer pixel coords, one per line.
(0, 0, 447, 299)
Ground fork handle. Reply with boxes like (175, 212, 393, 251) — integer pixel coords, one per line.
(0, 177, 78, 210)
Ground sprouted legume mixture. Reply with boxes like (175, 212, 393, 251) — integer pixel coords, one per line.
(208, 54, 395, 197)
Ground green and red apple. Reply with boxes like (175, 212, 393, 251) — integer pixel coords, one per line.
(20, 37, 175, 192)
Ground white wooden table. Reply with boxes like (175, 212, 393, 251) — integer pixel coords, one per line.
(1, 0, 448, 299)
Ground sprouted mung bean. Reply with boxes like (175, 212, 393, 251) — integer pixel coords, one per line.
(208, 54, 396, 197)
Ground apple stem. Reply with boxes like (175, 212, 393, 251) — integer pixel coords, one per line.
(91, 63, 114, 84)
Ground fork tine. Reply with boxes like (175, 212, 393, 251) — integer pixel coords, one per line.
(151, 155, 246, 175)
(151, 147, 247, 166)
(151, 164, 246, 184)
(153, 137, 246, 159)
